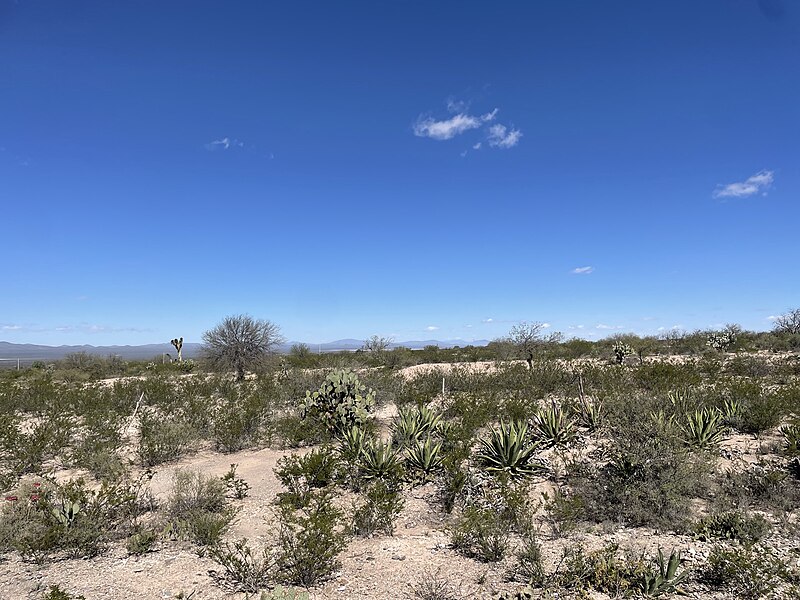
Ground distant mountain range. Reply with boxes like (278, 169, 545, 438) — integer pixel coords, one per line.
(0, 339, 489, 361)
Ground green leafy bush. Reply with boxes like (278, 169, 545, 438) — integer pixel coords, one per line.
(275, 492, 347, 586)
(450, 506, 510, 562)
(702, 543, 797, 600)
(275, 447, 338, 508)
(350, 480, 404, 536)
(693, 510, 770, 545)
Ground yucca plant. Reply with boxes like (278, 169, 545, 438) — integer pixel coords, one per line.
(405, 437, 443, 481)
(476, 420, 544, 480)
(637, 548, 688, 597)
(682, 407, 724, 449)
(531, 401, 576, 448)
(358, 439, 403, 482)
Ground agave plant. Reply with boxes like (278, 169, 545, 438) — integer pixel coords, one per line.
(338, 425, 367, 464)
(392, 405, 443, 448)
(476, 420, 544, 480)
(574, 396, 604, 432)
(682, 407, 724, 449)
(405, 437, 444, 481)
(637, 548, 688, 597)
(650, 410, 678, 434)
(359, 439, 403, 481)
(780, 421, 800, 457)
(531, 401, 577, 448)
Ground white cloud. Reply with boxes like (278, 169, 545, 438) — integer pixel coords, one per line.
(473, 142, 482, 150)
(542, 322, 551, 328)
(713, 170, 774, 198)
(571, 266, 594, 275)
(205, 137, 244, 151)
(482, 318, 494, 323)
(767, 315, 779, 321)
(414, 114, 484, 140)
(487, 123, 522, 148)
(568, 325, 586, 330)
(596, 324, 624, 330)
(425, 325, 440, 331)
(481, 108, 498, 122)
(1, 324, 22, 331)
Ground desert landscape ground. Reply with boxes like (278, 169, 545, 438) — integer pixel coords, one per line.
(1, 325, 799, 600)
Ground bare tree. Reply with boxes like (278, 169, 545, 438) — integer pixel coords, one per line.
(362, 335, 393, 353)
(773, 308, 800, 335)
(506, 321, 562, 369)
(202, 314, 285, 381)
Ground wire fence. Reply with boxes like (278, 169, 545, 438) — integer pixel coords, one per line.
(0, 358, 51, 370)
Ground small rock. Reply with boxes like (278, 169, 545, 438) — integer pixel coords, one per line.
(391, 554, 406, 561)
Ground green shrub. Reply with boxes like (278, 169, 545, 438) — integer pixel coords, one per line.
(138, 408, 196, 466)
(350, 480, 404, 536)
(568, 418, 710, 530)
(42, 586, 86, 600)
(512, 532, 545, 586)
(126, 527, 157, 555)
(221, 463, 250, 499)
(275, 448, 338, 508)
(555, 544, 687, 597)
(164, 470, 234, 547)
(450, 506, 510, 562)
(275, 492, 347, 586)
(702, 543, 796, 600)
(209, 538, 274, 593)
(693, 510, 771, 545)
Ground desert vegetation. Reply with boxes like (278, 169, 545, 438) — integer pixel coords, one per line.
(1, 313, 800, 598)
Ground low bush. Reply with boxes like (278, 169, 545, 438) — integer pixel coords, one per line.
(701, 543, 798, 600)
(350, 479, 404, 536)
(275, 492, 347, 587)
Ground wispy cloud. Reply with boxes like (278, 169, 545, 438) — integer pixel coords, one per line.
(712, 170, 774, 199)
(487, 123, 522, 148)
(596, 324, 624, 330)
(205, 137, 245, 151)
(425, 325, 440, 331)
(414, 98, 524, 152)
(413, 109, 497, 141)
(482, 318, 494, 323)
(571, 266, 594, 275)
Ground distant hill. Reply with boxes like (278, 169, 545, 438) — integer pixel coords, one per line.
(0, 338, 489, 361)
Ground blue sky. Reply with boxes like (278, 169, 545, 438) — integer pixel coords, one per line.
(1, 0, 798, 346)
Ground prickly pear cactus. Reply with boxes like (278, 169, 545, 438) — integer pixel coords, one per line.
(301, 369, 375, 435)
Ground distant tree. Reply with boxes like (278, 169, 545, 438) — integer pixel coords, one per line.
(505, 321, 562, 369)
(362, 335, 393, 353)
(773, 308, 800, 335)
(202, 314, 285, 382)
(290, 342, 312, 359)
